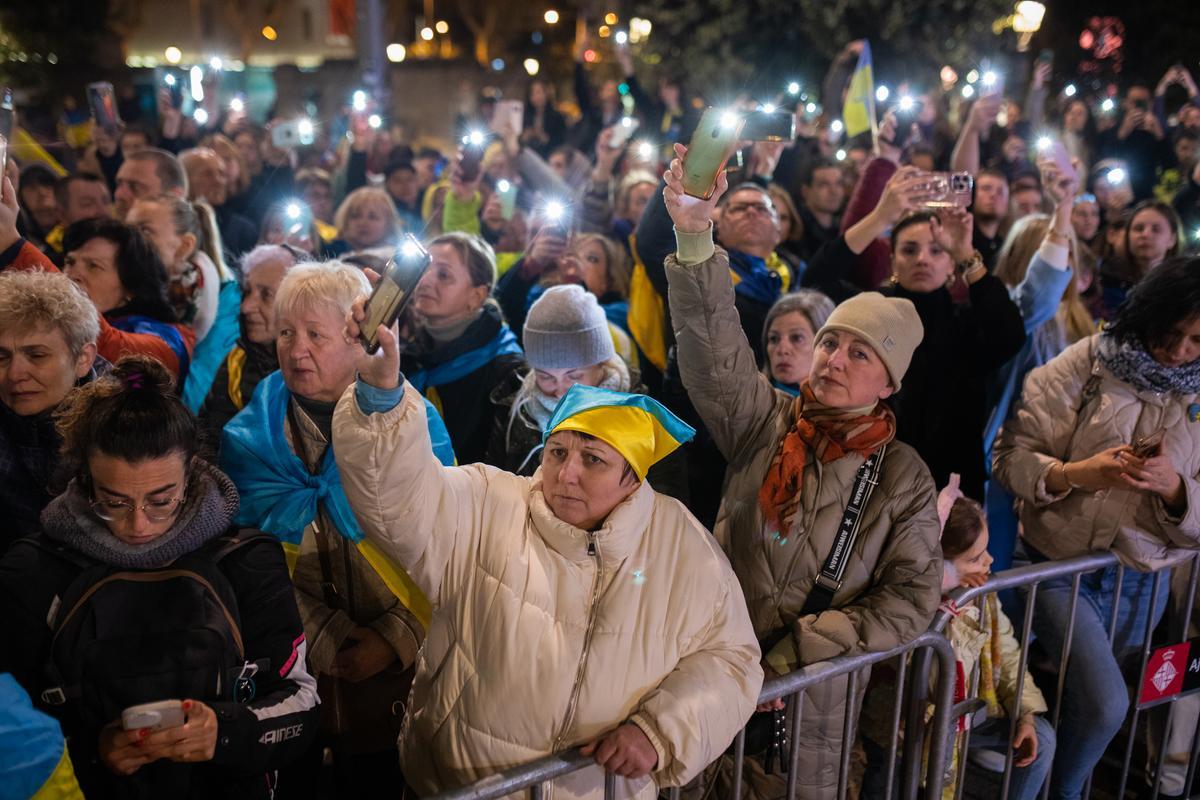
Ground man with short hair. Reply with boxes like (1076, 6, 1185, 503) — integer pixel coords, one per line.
(797, 157, 846, 261)
(1011, 184, 1044, 221)
(113, 148, 187, 220)
(40, 174, 113, 261)
(119, 126, 154, 159)
(16, 165, 61, 254)
(972, 168, 1010, 269)
(179, 147, 257, 260)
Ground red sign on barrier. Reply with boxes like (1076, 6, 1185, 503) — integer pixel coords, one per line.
(1139, 640, 1192, 706)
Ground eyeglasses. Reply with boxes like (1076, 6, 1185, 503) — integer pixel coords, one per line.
(90, 485, 187, 523)
(725, 202, 777, 218)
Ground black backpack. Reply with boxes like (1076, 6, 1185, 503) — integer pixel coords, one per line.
(29, 531, 274, 734)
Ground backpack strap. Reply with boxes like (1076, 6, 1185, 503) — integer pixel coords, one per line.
(209, 529, 279, 562)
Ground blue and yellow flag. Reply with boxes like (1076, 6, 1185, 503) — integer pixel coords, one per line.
(842, 42, 877, 140)
(545, 384, 695, 481)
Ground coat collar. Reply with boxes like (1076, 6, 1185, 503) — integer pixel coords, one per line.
(527, 469, 654, 565)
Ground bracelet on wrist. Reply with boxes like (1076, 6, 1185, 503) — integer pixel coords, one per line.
(1059, 461, 1084, 491)
(956, 250, 984, 273)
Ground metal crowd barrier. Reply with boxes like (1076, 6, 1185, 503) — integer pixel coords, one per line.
(427, 551, 1200, 800)
(929, 551, 1200, 800)
(429, 631, 959, 800)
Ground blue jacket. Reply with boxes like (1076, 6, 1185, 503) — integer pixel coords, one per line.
(983, 243, 1075, 460)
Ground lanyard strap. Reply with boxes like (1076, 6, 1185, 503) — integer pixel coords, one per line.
(798, 444, 887, 618)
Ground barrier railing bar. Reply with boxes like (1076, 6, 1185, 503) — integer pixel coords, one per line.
(785, 690, 803, 800)
(1183, 704, 1200, 799)
(730, 728, 746, 800)
(1003, 581, 1038, 800)
(1150, 703, 1177, 800)
(882, 652, 908, 800)
(603, 770, 615, 800)
(1117, 568, 1165, 800)
(530, 781, 542, 800)
(1040, 572, 1083, 800)
(836, 670, 860, 800)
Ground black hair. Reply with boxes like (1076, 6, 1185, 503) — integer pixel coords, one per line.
(56, 354, 198, 479)
(127, 148, 188, 195)
(889, 210, 938, 251)
(941, 497, 986, 559)
(120, 124, 154, 145)
(19, 163, 57, 190)
(1174, 127, 1200, 145)
(54, 172, 108, 209)
(802, 157, 842, 187)
(383, 159, 417, 181)
(62, 217, 179, 324)
(718, 182, 772, 208)
(1106, 256, 1200, 352)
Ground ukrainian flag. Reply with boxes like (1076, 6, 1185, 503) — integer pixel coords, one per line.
(842, 42, 877, 139)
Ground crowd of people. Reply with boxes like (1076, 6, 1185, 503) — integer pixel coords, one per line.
(1, 33, 1199, 800)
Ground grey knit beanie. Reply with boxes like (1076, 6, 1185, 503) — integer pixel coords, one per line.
(523, 285, 615, 370)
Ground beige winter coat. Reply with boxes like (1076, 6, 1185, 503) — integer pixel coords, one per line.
(665, 244, 943, 665)
(993, 335, 1200, 571)
(332, 383, 763, 799)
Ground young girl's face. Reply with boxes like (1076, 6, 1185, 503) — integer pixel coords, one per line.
(946, 526, 994, 591)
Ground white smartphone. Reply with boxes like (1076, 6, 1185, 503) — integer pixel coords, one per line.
(122, 700, 186, 732)
(608, 116, 640, 149)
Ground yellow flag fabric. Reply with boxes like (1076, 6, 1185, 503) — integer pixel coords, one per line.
(842, 42, 877, 139)
(12, 128, 68, 177)
(30, 744, 84, 800)
(356, 539, 433, 629)
(626, 234, 669, 372)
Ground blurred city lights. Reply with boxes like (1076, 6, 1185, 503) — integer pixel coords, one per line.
(435, 20, 449, 34)
(164, 46, 182, 64)
(524, 58, 540, 76)
(420, 27, 435, 41)
(262, 26, 278, 41)
(544, 9, 559, 24)
(387, 43, 406, 62)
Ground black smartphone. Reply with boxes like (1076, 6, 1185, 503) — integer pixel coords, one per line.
(458, 132, 491, 182)
(890, 99, 924, 150)
(359, 235, 433, 354)
(0, 88, 12, 176)
(0, 87, 14, 142)
(741, 109, 796, 142)
(1131, 427, 1166, 459)
(87, 82, 121, 134)
(1036, 49, 1054, 69)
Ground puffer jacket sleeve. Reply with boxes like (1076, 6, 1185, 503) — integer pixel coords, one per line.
(665, 238, 781, 464)
(993, 604, 1047, 719)
(626, 567, 762, 786)
(332, 381, 489, 606)
(791, 463, 942, 663)
(993, 337, 1095, 507)
(1155, 470, 1200, 550)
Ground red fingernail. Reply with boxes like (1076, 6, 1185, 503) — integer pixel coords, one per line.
(182, 700, 193, 711)
(139, 728, 149, 739)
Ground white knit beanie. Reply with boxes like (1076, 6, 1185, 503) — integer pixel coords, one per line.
(523, 285, 616, 370)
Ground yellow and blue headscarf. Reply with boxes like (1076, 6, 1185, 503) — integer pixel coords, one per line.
(544, 385, 695, 481)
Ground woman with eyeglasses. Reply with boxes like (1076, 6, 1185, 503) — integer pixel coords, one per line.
(0, 354, 319, 798)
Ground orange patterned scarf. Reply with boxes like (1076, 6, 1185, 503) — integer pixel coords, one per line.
(758, 382, 897, 534)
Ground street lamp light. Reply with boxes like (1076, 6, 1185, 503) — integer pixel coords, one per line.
(164, 46, 182, 64)
(524, 58, 540, 76)
(387, 43, 406, 62)
(544, 9, 559, 24)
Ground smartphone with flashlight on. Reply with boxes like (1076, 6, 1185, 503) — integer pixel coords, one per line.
(495, 179, 518, 221)
(272, 118, 316, 149)
(458, 131, 491, 182)
(681, 108, 745, 199)
(87, 81, 121, 135)
(888, 98, 925, 150)
(608, 116, 641, 149)
(359, 234, 433, 354)
(741, 109, 796, 142)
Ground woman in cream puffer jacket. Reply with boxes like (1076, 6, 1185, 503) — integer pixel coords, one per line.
(993, 256, 1200, 800)
(332, 377, 762, 799)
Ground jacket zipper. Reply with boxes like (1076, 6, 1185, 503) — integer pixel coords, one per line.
(549, 531, 604, 786)
(342, 532, 357, 619)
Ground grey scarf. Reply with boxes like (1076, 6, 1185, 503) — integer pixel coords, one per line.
(40, 460, 241, 569)
(1097, 333, 1200, 396)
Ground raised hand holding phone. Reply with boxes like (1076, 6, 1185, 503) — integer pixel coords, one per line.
(664, 143, 728, 234)
(348, 268, 403, 392)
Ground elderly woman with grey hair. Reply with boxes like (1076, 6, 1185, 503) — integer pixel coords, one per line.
(761, 289, 837, 396)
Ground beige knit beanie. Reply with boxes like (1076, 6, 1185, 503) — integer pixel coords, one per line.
(814, 292, 924, 389)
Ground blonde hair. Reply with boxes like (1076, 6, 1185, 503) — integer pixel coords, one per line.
(429, 232, 498, 289)
(334, 187, 404, 248)
(201, 133, 250, 195)
(615, 170, 657, 219)
(0, 270, 100, 357)
(564, 232, 632, 298)
(273, 260, 370, 330)
(994, 214, 1093, 344)
(133, 194, 231, 281)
